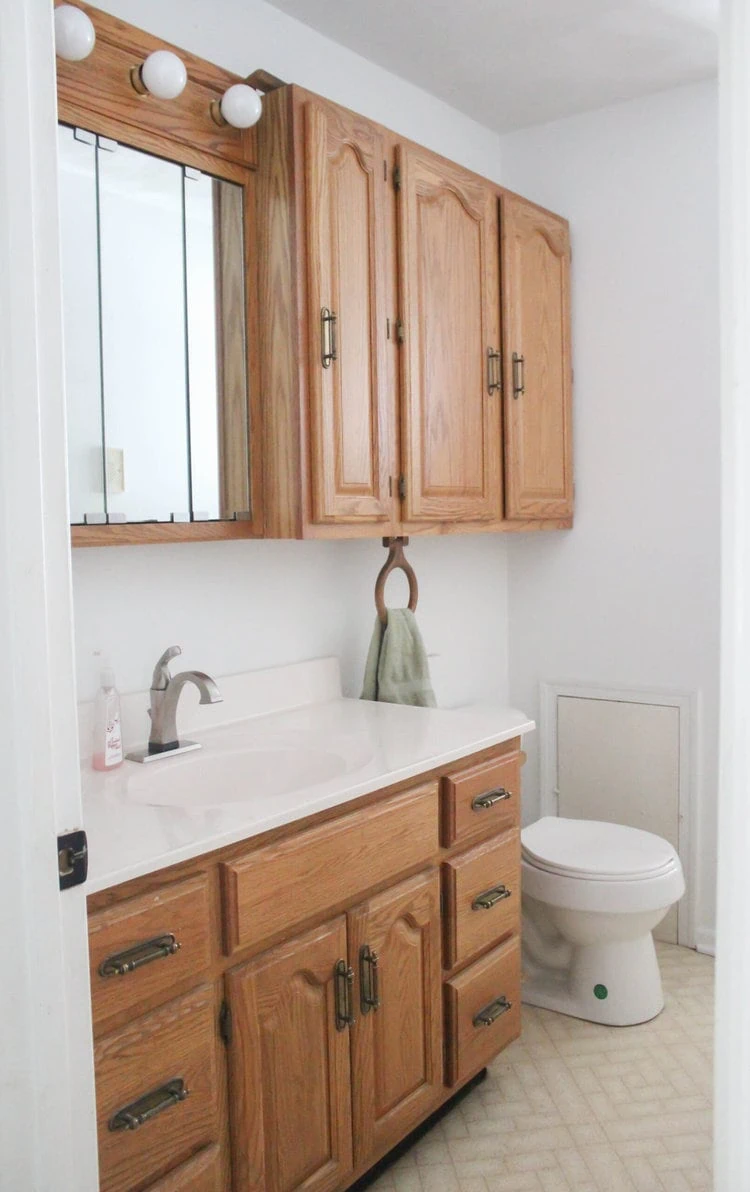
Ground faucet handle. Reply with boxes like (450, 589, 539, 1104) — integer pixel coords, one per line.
(151, 645, 182, 691)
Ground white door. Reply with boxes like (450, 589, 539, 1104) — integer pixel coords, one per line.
(0, 1, 98, 1188)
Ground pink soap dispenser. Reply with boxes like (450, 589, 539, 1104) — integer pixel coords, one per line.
(92, 667, 123, 771)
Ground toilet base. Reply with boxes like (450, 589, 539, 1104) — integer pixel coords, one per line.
(522, 933, 665, 1026)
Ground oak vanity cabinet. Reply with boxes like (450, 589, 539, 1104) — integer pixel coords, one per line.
(87, 741, 524, 1192)
(501, 193, 574, 519)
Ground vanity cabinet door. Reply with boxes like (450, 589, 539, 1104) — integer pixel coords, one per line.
(304, 98, 394, 525)
(501, 193, 573, 519)
(348, 870, 443, 1165)
(225, 916, 354, 1192)
(396, 144, 503, 524)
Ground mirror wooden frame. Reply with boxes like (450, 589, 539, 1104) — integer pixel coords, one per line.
(55, 0, 263, 545)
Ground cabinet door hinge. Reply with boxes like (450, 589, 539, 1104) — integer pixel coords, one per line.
(393, 165, 401, 192)
(58, 829, 88, 890)
(398, 474, 406, 501)
(219, 1000, 232, 1046)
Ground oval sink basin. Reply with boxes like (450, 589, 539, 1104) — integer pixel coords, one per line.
(126, 746, 351, 809)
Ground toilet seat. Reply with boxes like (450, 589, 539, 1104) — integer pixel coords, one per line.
(522, 817, 679, 882)
(521, 817, 685, 915)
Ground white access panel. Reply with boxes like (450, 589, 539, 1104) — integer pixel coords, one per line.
(556, 696, 681, 943)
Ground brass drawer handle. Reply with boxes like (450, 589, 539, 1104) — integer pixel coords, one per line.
(109, 1078, 189, 1132)
(334, 959, 355, 1031)
(360, 944, 381, 1014)
(321, 307, 338, 368)
(471, 788, 512, 812)
(473, 996, 512, 1029)
(472, 884, 512, 911)
(99, 933, 181, 978)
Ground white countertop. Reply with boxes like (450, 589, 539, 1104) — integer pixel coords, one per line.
(81, 659, 534, 894)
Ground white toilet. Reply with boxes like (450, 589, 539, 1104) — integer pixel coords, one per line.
(521, 816, 685, 1026)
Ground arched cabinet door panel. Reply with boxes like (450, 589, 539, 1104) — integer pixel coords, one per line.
(502, 193, 573, 519)
(396, 144, 503, 524)
(226, 916, 353, 1192)
(348, 869, 443, 1162)
(305, 99, 393, 524)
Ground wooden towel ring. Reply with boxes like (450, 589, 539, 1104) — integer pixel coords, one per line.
(374, 537, 419, 625)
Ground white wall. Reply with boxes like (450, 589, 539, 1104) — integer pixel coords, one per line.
(500, 82, 720, 949)
(72, 0, 511, 712)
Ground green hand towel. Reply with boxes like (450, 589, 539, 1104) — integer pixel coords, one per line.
(361, 608, 437, 707)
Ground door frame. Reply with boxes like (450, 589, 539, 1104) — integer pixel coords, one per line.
(539, 681, 697, 951)
(0, 0, 98, 1187)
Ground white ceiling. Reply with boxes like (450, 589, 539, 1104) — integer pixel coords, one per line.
(263, 0, 718, 133)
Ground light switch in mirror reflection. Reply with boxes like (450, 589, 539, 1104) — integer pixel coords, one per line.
(57, 125, 250, 526)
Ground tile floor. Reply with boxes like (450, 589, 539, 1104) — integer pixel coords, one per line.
(371, 944, 714, 1192)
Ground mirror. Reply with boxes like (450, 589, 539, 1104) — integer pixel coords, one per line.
(58, 125, 250, 526)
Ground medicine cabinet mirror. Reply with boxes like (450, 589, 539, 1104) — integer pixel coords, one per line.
(58, 124, 251, 528)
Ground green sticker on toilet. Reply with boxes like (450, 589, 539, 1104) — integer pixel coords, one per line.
(594, 984, 608, 1000)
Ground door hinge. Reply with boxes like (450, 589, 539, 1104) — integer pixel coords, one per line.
(393, 165, 401, 192)
(219, 999, 232, 1046)
(58, 829, 88, 891)
(398, 474, 406, 501)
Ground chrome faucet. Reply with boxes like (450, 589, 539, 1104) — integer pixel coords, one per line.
(127, 645, 223, 764)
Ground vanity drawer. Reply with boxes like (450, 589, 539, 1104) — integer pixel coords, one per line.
(442, 752, 521, 848)
(444, 935, 521, 1087)
(89, 874, 212, 1035)
(145, 1144, 225, 1192)
(442, 830, 520, 970)
(221, 782, 439, 954)
(95, 986, 221, 1192)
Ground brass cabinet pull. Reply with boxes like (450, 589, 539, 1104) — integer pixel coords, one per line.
(487, 347, 502, 394)
(109, 1078, 189, 1132)
(334, 959, 355, 1031)
(512, 352, 525, 398)
(472, 884, 512, 911)
(360, 945, 381, 1014)
(99, 933, 181, 978)
(473, 996, 512, 1029)
(471, 788, 512, 812)
(321, 307, 338, 368)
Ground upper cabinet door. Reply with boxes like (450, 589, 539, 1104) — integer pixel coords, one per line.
(348, 870, 443, 1165)
(304, 100, 393, 524)
(226, 917, 353, 1192)
(502, 194, 573, 519)
(397, 145, 502, 523)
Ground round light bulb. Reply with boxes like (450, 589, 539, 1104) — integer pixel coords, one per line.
(54, 5, 96, 62)
(219, 84, 263, 129)
(138, 50, 187, 100)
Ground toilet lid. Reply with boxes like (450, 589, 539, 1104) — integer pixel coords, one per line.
(522, 817, 679, 881)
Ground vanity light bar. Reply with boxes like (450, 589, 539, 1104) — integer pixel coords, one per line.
(55, 6, 263, 128)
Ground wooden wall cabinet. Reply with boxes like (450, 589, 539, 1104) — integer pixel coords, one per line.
(258, 84, 573, 540)
(87, 739, 524, 1190)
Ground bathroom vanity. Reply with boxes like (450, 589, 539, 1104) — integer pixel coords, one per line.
(81, 662, 532, 1190)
